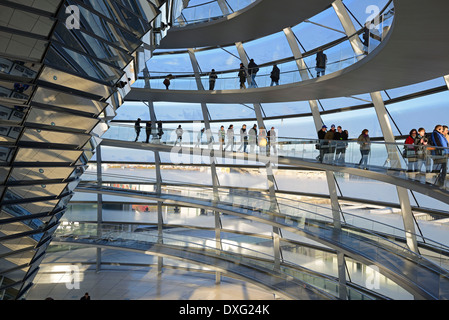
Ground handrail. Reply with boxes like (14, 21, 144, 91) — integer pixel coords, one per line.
(78, 171, 449, 260)
(77, 182, 449, 281)
(75, 182, 449, 299)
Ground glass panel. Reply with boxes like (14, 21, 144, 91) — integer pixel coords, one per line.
(45, 43, 123, 85)
(114, 102, 150, 121)
(243, 31, 293, 65)
(52, 23, 132, 70)
(207, 103, 256, 120)
(195, 46, 241, 74)
(385, 77, 446, 99)
(25, 107, 100, 133)
(20, 128, 92, 147)
(14, 148, 83, 164)
(154, 102, 204, 121)
(386, 90, 449, 136)
(32, 87, 107, 116)
(8, 167, 75, 183)
(39, 66, 113, 98)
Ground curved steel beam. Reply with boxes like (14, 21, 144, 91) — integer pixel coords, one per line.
(127, 0, 449, 103)
(159, 0, 334, 49)
(76, 184, 449, 299)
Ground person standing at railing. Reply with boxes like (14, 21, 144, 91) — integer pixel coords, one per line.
(238, 63, 247, 89)
(316, 125, 327, 163)
(270, 64, 280, 86)
(209, 69, 218, 90)
(195, 128, 205, 148)
(416, 128, 431, 173)
(357, 129, 371, 169)
(134, 118, 141, 142)
(258, 127, 268, 154)
(267, 127, 277, 155)
(443, 125, 449, 145)
(362, 24, 370, 54)
(430, 125, 448, 186)
(315, 49, 327, 78)
(175, 125, 183, 146)
(249, 124, 258, 153)
(334, 126, 348, 164)
(145, 121, 152, 143)
(404, 129, 418, 172)
(218, 125, 226, 150)
(225, 125, 235, 151)
(248, 59, 259, 88)
(323, 124, 336, 163)
(157, 121, 164, 140)
(238, 124, 248, 152)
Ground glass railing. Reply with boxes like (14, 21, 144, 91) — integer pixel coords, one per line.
(102, 124, 449, 190)
(79, 170, 449, 270)
(54, 221, 377, 299)
(137, 0, 394, 91)
(77, 171, 449, 289)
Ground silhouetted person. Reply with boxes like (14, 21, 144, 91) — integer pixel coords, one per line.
(145, 121, 152, 143)
(80, 292, 90, 300)
(238, 63, 247, 89)
(209, 69, 218, 90)
(157, 121, 164, 139)
(315, 50, 327, 77)
(248, 59, 259, 88)
(134, 118, 141, 142)
(270, 64, 280, 86)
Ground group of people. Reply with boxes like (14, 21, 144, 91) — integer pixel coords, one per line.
(195, 124, 278, 154)
(162, 50, 329, 91)
(134, 118, 164, 143)
(403, 125, 449, 185)
(317, 124, 371, 169)
(317, 123, 449, 183)
(316, 124, 350, 165)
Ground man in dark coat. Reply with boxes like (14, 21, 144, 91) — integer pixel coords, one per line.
(248, 59, 259, 88)
(315, 50, 327, 77)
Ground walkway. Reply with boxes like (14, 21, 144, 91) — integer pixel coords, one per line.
(159, 0, 334, 49)
(100, 138, 449, 206)
(127, 0, 449, 103)
(76, 183, 449, 299)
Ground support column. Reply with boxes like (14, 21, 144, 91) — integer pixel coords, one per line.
(216, 0, 230, 15)
(333, 0, 418, 253)
(96, 144, 102, 272)
(337, 252, 347, 300)
(187, 48, 223, 283)
(283, 27, 323, 131)
(143, 67, 165, 272)
(283, 27, 343, 228)
(235, 43, 282, 270)
(284, 26, 346, 297)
